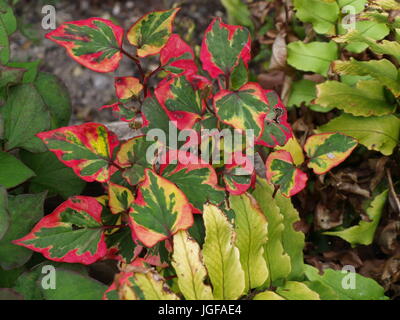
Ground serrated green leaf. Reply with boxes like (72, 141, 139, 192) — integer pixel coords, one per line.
(324, 189, 388, 245)
(230, 193, 268, 291)
(293, 0, 339, 35)
(316, 113, 400, 156)
(202, 204, 245, 300)
(287, 41, 338, 76)
(0, 193, 45, 270)
(172, 230, 214, 300)
(315, 80, 396, 116)
(0, 151, 35, 189)
(288, 79, 317, 107)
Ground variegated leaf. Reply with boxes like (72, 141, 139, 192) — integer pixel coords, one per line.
(160, 150, 225, 213)
(13, 196, 107, 265)
(266, 150, 308, 197)
(304, 133, 358, 175)
(46, 18, 124, 73)
(223, 152, 255, 195)
(100, 102, 136, 122)
(114, 76, 143, 100)
(127, 8, 180, 57)
(160, 34, 198, 75)
(129, 169, 193, 247)
(155, 75, 204, 130)
(200, 18, 251, 78)
(37, 123, 120, 183)
(108, 183, 135, 215)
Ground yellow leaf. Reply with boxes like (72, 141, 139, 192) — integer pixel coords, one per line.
(202, 204, 245, 300)
(134, 269, 180, 300)
(276, 281, 320, 300)
(230, 193, 269, 291)
(172, 231, 214, 300)
(275, 137, 305, 166)
(253, 291, 285, 300)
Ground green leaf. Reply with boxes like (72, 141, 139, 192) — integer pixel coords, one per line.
(0, 65, 26, 88)
(0, 17, 10, 66)
(338, 0, 367, 13)
(316, 113, 400, 156)
(287, 41, 338, 76)
(0, 192, 45, 270)
(293, 0, 339, 35)
(339, 21, 390, 53)
(253, 291, 285, 300)
(304, 265, 388, 300)
(0, 151, 35, 189)
(230, 193, 269, 291)
(202, 204, 245, 300)
(276, 281, 320, 300)
(221, 0, 254, 32)
(19, 150, 86, 199)
(334, 58, 400, 97)
(230, 59, 248, 90)
(127, 8, 179, 57)
(172, 230, 214, 300)
(34, 72, 72, 128)
(0, 186, 9, 240)
(288, 79, 317, 107)
(252, 179, 291, 286)
(2, 84, 51, 153)
(304, 133, 358, 175)
(0, 0, 17, 35)
(41, 268, 107, 300)
(324, 189, 388, 245)
(315, 80, 396, 116)
(7, 60, 40, 84)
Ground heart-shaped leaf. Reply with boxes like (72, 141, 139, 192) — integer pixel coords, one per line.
(129, 169, 193, 247)
(127, 8, 179, 58)
(223, 151, 255, 195)
(46, 18, 124, 73)
(304, 132, 358, 175)
(37, 123, 120, 183)
(265, 150, 307, 197)
(13, 196, 107, 265)
(200, 17, 251, 78)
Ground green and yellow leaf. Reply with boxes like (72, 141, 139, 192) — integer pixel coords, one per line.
(108, 183, 134, 214)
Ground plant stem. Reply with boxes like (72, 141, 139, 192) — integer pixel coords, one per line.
(121, 48, 145, 82)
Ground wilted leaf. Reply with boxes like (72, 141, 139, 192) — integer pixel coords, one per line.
(304, 133, 358, 174)
(129, 169, 193, 247)
(287, 41, 338, 76)
(316, 113, 400, 156)
(231, 193, 268, 291)
(46, 18, 124, 72)
(200, 17, 251, 78)
(127, 8, 179, 57)
(172, 231, 213, 300)
(14, 196, 107, 265)
(202, 204, 245, 300)
(37, 123, 120, 183)
(266, 150, 308, 197)
(324, 190, 388, 245)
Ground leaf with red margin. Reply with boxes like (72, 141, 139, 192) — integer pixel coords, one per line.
(114, 77, 143, 100)
(265, 150, 308, 197)
(37, 123, 120, 183)
(160, 34, 198, 76)
(127, 8, 180, 58)
(159, 150, 225, 213)
(129, 169, 193, 248)
(155, 75, 204, 130)
(200, 17, 251, 78)
(214, 82, 268, 138)
(115, 136, 156, 186)
(46, 18, 124, 73)
(13, 196, 107, 265)
(304, 132, 358, 175)
(100, 102, 136, 122)
(108, 183, 135, 214)
(257, 90, 293, 148)
(105, 229, 142, 264)
(223, 151, 255, 195)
